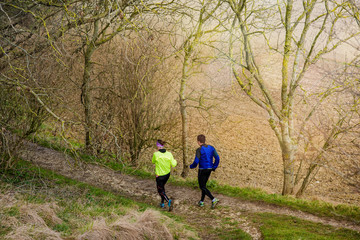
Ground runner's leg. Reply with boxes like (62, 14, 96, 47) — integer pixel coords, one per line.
(156, 173, 170, 203)
(198, 169, 214, 201)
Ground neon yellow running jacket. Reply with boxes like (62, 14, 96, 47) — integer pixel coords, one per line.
(152, 150, 177, 176)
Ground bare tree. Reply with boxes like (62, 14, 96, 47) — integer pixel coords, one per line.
(65, 0, 168, 152)
(224, 0, 360, 195)
(0, 81, 50, 170)
(167, 0, 223, 177)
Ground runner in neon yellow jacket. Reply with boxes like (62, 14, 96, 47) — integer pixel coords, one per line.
(152, 139, 177, 211)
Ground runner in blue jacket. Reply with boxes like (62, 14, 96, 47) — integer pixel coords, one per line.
(190, 134, 220, 208)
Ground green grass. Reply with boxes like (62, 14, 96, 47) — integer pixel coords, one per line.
(253, 213, 360, 240)
(53, 223, 71, 235)
(217, 228, 252, 240)
(5, 206, 20, 217)
(209, 182, 360, 223)
(215, 217, 252, 240)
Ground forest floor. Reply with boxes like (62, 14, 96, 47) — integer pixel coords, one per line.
(19, 141, 360, 239)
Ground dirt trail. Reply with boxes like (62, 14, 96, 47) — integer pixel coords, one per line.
(19, 142, 360, 239)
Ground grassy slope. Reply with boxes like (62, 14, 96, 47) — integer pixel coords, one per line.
(0, 161, 199, 239)
(1, 161, 360, 240)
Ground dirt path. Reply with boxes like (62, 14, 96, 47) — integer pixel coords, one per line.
(19, 142, 360, 239)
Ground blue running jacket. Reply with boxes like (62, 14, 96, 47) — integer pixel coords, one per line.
(190, 144, 220, 170)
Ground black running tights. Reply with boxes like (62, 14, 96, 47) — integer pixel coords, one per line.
(156, 173, 170, 203)
(198, 169, 214, 201)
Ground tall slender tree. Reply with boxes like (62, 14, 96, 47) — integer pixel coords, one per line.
(169, 0, 223, 177)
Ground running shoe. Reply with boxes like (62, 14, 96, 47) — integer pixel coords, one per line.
(168, 199, 173, 212)
(211, 198, 219, 209)
(198, 201, 204, 207)
(160, 203, 165, 208)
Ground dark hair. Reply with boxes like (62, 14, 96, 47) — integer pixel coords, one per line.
(197, 134, 206, 143)
(157, 139, 166, 146)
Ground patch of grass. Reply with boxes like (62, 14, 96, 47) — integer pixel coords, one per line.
(0, 225, 11, 237)
(53, 223, 71, 235)
(211, 183, 360, 223)
(198, 214, 252, 240)
(253, 212, 360, 240)
(216, 218, 252, 240)
(217, 228, 252, 240)
(5, 206, 20, 217)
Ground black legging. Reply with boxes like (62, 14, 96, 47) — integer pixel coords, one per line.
(198, 169, 214, 201)
(156, 173, 170, 203)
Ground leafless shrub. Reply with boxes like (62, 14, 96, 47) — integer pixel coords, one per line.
(325, 62, 360, 190)
(0, 84, 49, 170)
(90, 35, 179, 165)
(295, 61, 360, 196)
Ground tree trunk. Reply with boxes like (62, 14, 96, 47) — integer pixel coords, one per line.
(282, 150, 295, 195)
(280, 122, 296, 195)
(296, 163, 317, 197)
(180, 53, 190, 178)
(180, 96, 189, 177)
(82, 20, 99, 152)
(82, 49, 94, 151)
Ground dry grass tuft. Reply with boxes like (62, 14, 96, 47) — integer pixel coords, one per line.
(0, 192, 17, 208)
(2, 201, 64, 240)
(4, 226, 33, 240)
(19, 205, 47, 226)
(5, 225, 62, 240)
(1, 216, 20, 228)
(78, 218, 115, 240)
(78, 209, 173, 240)
(134, 209, 172, 239)
(17, 202, 62, 226)
(112, 209, 173, 240)
(37, 203, 63, 225)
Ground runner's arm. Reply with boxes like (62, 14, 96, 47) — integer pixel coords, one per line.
(171, 154, 177, 167)
(213, 148, 220, 169)
(190, 148, 201, 169)
(152, 153, 156, 164)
